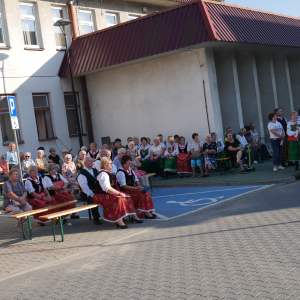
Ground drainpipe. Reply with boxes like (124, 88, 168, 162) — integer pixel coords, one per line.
(68, 1, 77, 39)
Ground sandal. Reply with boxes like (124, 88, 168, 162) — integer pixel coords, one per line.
(241, 170, 247, 174)
(192, 174, 196, 178)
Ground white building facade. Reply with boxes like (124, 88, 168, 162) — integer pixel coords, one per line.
(0, 0, 175, 157)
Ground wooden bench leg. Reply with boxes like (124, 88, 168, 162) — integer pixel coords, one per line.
(27, 216, 33, 240)
(59, 216, 65, 242)
(21, 218, 26, 240)
(51, 219, 56, 242)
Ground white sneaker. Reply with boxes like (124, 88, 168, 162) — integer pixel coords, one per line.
(253, 161, 258, 164)
(277, 166, 285, 170)
(243, 164, 247, 167)
(273, 167, 277, 172)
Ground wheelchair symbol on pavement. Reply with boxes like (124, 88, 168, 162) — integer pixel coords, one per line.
(166, 196, 224, 206)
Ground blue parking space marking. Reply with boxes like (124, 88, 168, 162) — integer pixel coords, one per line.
(151, 185, 268, 220)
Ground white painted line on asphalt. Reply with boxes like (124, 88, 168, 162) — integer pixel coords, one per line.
(165, 185, 272, 221)
(154, 213, 169, 220)
(152, 185, 262, 199)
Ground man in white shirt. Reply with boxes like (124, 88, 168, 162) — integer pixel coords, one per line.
(94, 147, 107, 171)
(77, 157, 101, 225)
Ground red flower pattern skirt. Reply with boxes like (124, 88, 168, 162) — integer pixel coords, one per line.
(94, 193, 135, 222)
(177, 153, 192, 173)
(52, 192, 76, 218)
(27, 192, 57, 223)
(125, 190, 155, 212)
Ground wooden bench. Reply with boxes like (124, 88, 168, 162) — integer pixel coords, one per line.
(8, 200, 82, 240)
(0, 210, 10, 215)
(146, 173, 156, 194)
(39, 204, 101, 242)
(216, 158, 237, 175)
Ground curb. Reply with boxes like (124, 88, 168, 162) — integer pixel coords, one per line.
(151, 175, 297, 188)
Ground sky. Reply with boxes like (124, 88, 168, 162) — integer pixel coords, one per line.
(224, 0, 300, 18)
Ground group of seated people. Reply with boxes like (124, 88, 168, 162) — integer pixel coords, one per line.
(3, 153, 156, 232)
(108, 126, 270, 179)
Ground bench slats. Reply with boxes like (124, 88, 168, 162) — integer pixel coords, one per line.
(0, 210, 10, 215)
(39, 204, 101, 220)
(8, 200, 82, 219)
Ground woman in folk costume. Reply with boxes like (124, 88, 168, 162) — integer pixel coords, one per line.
(275, 108, 289, 167)
(87, 142, 99, 161)
(163, 136, 178, 177)
(177, 136, 192, 178)
(116, 155, 156, 219)
(25, 165, 56, 226)
(287, 111, 300, 170)
(94, 157, 141, 229)
(44, 163, 77, 221)
(139, 137, 151, 173)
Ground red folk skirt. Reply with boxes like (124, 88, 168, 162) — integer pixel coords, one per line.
(52, 191, 76, 218)
(126, 190, 155, 213)
(94, 193, 135, 222)
(27, 192, 57, 223)
(177, 153, 192, 173)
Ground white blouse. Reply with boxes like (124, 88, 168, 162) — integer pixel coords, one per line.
(44, 173, 68, 189)
(191, 141, 203, 152)
(116, 167, 138, 187)
(164, 143, 179, 156)
(287, 120, 300, 137)
(150, 143, 166, 156)
(25, 177, 46, 194)
(97, 170, 112, 193)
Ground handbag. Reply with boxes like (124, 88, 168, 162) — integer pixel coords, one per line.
(190, 153, 202, 160)
(11, 199, 22, 207)
(141, 186, 151, 194)
(288, 136, 298, 142)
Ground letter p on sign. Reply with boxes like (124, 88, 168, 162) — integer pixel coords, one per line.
(8, 96, 17, 117)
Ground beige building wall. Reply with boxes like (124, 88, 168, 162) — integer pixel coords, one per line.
(85, 48, 221, 145)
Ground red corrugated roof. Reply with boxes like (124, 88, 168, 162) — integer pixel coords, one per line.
(59, 0, 300, 77)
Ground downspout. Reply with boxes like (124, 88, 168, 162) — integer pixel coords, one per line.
(68, 0, 77, 39)
(81, 76, 94, 143)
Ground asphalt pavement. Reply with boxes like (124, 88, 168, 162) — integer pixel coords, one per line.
(1, 181, 300, 299)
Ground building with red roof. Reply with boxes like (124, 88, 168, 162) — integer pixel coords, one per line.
(59, 0, 300, 145)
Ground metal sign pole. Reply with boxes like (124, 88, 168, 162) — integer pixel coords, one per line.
(13, 129, 22, 178)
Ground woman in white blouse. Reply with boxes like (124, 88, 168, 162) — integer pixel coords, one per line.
(25, 165, 55, 226)
(149, 136, 166, 180)
(116, 155, 156, 219)
(163, 136, 178, 177)
(22, 152, 36, 178)
(190, 133, 204, 177)
(93, 157, 139, 229)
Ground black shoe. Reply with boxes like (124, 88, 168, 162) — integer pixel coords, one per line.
(116, 223, 128, 229)
(131, 218, 144, 223)
(63, 219, 68, 225)
(38, 222, 45, 227)
(71, 215, 80, 219)
(295, 161, 299, 170)
(145, 214, 156, 219)
(94, 219, 102, 225)
(164, 172, 168, 179)
(203, 174, 209, 178)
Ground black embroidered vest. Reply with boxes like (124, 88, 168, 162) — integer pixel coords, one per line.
(179, 143, 188, 154)
(45, 173, 63, 196)
(117, 168, 135, 187)
(88, 150, 98, 159)
(27, 177, 44, 199)
(97, 170, 120, 194)
(79, 168, 100, 196)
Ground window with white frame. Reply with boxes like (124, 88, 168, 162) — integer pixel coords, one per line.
(52, 6, 66, 48)
(19, 2, 39, 47)
(0, 0, 7, 46)
(106, 13, 118, 27)
(79, 10, 94, 35)
(128, 15, 138, 21)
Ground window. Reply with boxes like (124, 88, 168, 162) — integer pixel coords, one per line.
(0, 0, 7, 46)
(19, 2, 39, 47)
(64, 93, 83, 136)
(32, 94, 54, 140)
(106, 13, 118, 27)
(0, 96, 20, 144)
(79, 10, 94, 35)
(128, 15, 138, 21)
(52, 6, 66, 48)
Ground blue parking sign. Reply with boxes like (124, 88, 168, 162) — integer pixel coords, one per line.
(8, 96, 17, 117)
